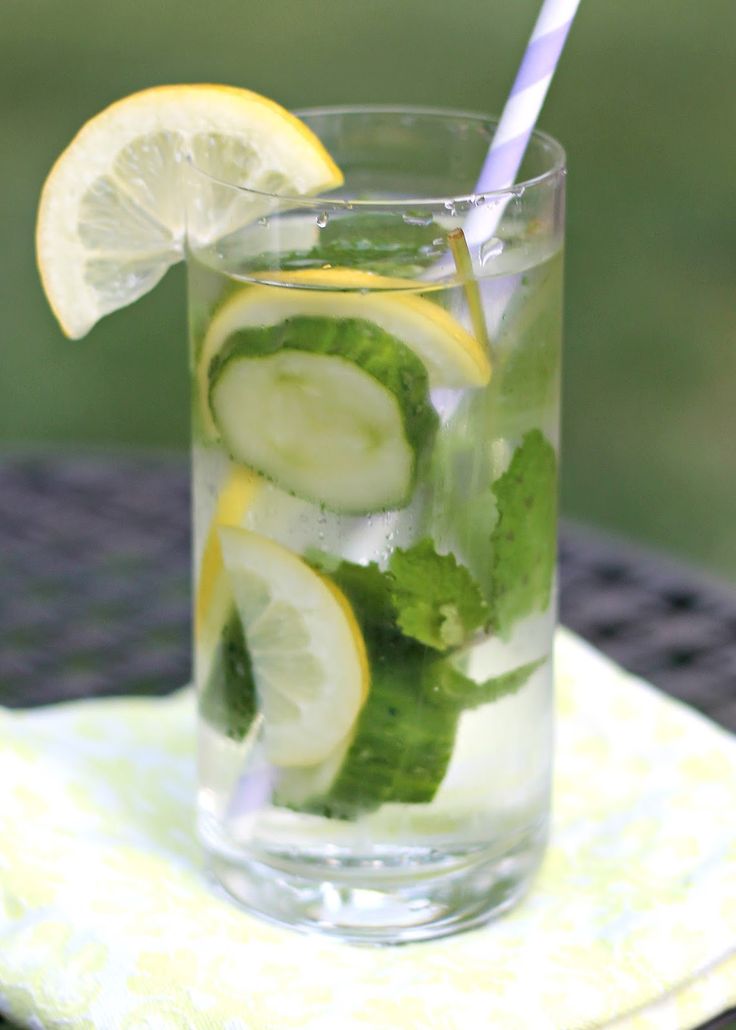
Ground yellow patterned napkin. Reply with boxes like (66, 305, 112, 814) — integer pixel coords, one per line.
(1, 629, 736, 1030)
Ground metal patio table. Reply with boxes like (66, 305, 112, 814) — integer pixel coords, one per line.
(1, 454, 734, 1030)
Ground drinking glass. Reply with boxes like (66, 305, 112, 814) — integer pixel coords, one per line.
(187, 106, 565, 943)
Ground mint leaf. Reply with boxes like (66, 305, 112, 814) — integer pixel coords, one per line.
(306, 550, 395, 630)
(318, 213, 444, 268)
(250, 214, 447, 278)
(308, 543, 490, 653)
(423, 391, 500, 604)
(424, 657, 545, 710)
(498, 326, 559, 417)
(496, 256, 562, 419)
(388, 539, 489, 651)
(199, 605, 257, 741)
(490, 430, 557, 636)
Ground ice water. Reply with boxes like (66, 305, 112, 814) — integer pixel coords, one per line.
(188, 214, 562, 940)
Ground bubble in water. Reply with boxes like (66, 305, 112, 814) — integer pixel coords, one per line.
(443, 200, 457, 217)
(316, 211, 329, 229)
(403, 211, 434, 227)
(480, 237, 504, 266)
(316, 509, 328, 544)
(257, 217, 269, 227)
(473, 195, 487, 208)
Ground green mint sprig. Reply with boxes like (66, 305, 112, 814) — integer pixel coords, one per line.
(388, 539, 490, 651)
(309, 538, 491, 654)
(489, 429, 558, 637)
(253, 213, 447, 277)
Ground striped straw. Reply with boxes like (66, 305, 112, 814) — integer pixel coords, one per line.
(464, 0, 581, 246)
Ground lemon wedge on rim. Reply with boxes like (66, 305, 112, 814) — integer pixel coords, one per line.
(36, 85, 342, 339)
(219, 526, 369, 766)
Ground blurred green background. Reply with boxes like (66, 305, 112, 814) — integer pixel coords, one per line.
(2, 0, 735, 577)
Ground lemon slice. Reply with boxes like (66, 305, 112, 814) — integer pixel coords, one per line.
(195, 463, 263, 665)
(218, 526, 369, 766)
(36, 85, 343, 339)
(198, 266, 491, 438)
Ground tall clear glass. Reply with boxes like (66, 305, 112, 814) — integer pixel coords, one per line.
(187, 107, 565, 943)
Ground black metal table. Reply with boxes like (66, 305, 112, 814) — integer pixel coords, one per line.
(1, 454, 735, 1030)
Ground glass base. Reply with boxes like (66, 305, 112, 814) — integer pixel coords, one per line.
(204, 823, 547, 945)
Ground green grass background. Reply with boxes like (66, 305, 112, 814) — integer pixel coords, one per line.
(2, 0, 735, 578)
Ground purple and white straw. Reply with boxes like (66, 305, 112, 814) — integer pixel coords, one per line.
(464, 0, 581, 246)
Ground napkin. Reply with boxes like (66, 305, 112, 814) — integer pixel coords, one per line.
(1, 629, 735, 1030)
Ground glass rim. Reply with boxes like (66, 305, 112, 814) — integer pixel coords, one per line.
(187, 103, 567, 209)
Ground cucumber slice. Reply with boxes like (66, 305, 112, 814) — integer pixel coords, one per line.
(199, 604, 257, 741)
(276, 642, 459, 819)
(208, 316, 438, 513)
(275, 608, 544, 819)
